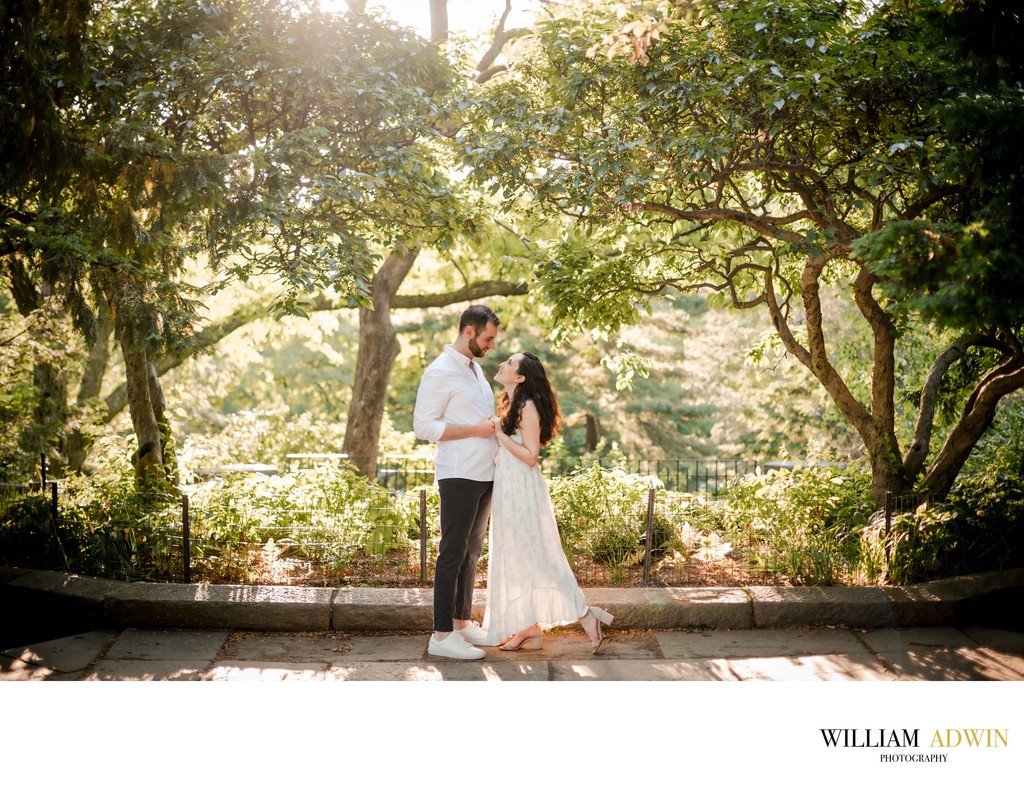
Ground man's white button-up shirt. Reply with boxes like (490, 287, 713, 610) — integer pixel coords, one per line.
(413, 345, 497, 482)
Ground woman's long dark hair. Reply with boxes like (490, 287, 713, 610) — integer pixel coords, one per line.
(498, 352, 562, 446)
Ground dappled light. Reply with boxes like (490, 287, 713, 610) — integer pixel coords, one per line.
(3, 1, 1024, 691)
(3, 621, 1022, 681)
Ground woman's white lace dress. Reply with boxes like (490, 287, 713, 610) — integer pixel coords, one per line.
(482, 431, 588, 645)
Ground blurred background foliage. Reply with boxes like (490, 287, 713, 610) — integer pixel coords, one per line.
(3, 0, 1024, 587)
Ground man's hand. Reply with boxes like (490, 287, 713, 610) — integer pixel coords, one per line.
(439, 418, 498, 442)
(473, 417, 497, 438)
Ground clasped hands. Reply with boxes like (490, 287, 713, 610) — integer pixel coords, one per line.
(474, 415, 502, 438)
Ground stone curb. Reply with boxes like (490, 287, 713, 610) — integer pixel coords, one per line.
(2, 565, 1022, 636)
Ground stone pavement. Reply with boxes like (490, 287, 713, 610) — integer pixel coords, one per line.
(2, 623, 1024, 681)
(2, 564, 1023, 681)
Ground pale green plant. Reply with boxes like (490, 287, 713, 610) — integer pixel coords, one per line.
(549, 462, 667, 574)
(720, 457, 875, 585)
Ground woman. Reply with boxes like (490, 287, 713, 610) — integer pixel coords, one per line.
(481, 351, 614, 652)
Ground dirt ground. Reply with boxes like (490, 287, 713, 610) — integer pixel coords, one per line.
(193, 541, 779, 588)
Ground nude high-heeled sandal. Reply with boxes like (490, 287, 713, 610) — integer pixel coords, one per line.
(583, 607, 614, 654)
(499, 627, 543, 652)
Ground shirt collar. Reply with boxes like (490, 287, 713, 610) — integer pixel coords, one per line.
(444, 344, 476, 370)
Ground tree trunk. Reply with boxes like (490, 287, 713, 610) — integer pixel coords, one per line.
(102, 301, 269, 423)
(342, 247, 420, 477)
(585, 413, 600, 453)
(902, 334, 987, 481)
(148, 356, 178, 488)
(919, 346, 1024, 499)
(864, 437, 912, 506)
(429, 0, 448, 43)
(26, 359, 68, 472)
(7, 272, 69, 471)
(118, 333, 165, 489)
(67, 312, 113, 472)
(768, 257, 911, 504)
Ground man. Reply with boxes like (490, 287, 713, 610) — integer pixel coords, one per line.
(413, 305, 500, 660)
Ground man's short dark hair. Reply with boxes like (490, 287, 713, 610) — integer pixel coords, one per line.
(459, 305, 500, 333)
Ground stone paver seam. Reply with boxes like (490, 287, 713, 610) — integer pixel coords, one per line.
(849, 627, 902, 679)
(213, 632, 236, 665)
(652, 632, 669, 660)
(74, 632, 122, 681)
(214, 630, 271, 672)
(206, 639, 277, 680)
(952, 626, 977, 648)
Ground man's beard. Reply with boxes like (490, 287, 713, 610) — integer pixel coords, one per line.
(468, 334, 485, 357)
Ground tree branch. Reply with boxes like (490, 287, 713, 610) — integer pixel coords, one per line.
(921, 346, 1024, 497)
(902, 183, 962, 221)
(904, 332, 1003, 479)
(101, 279, 531, 421)
(1, 203, 36, 226)
(475, 0, 530, 82)
(637, 201, 806, 243)
(394, 279, 528, 308)
(5, 257, 41, 314)
(785, 255, 875, 439)
(852, 263, 897, 447)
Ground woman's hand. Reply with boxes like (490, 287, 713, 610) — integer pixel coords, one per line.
(470, 417, 496, 438)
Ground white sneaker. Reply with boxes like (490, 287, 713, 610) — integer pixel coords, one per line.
(428, 632, 486, 660)
(425, 634, 485, 659)
(455, 621, 494, 646)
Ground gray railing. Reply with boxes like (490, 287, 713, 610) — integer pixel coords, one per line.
(209, 453, 753, 493)
(544, 456, 757, 494)
(1, 481, 758, 588)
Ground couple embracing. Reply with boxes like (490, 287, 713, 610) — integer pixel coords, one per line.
(413, 305, 613, 661)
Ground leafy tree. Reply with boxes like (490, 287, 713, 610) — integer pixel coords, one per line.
(2, 0, 100, 476)
(460, 0, 1024, 502)
(334, 0, 537, 476)
(2, 0, 529, 483)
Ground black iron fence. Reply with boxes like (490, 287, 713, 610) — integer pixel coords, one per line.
(2, 480, 764, 588)
(0, 481, 61, 566)
(284, 453, 439, 490)
(545, 456, 757, 495)
(2, 455, 964, 589)
(183, 488, 435, 587)
(271, 454, 755, 494)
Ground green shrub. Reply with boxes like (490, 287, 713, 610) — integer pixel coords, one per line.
(11, 435, 438, 584)
(13, 417, 1021, 588)
(721, 461, 875, 585)
(42, 438, 178, 580)
(187, 462, 424, 568)
(860, 501, 955, 586)
(549, 462, 666, 570)
(946, 471, 1024, 571)
(867, 470, 1024, 585)
(0, 493, 64, 568)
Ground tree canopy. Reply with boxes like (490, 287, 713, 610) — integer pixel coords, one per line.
(4, 0, 1023, 505)
(1, 0, 481, 483)
(459, 0, 1024, 501)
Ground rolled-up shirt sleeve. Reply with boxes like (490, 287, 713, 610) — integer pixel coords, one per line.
(413, 365, 450, 444)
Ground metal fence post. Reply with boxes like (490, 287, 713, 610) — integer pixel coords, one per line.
(419, 488, 427, 585)
(884, 491, 892, 536)
(49, 481, 58, 533)
(49, 481, 64, 567)
(642, 487, 655, 585)
(40, 453, 46, 488)
(182, 494, 191, 584)
(883, 491, 893, 564)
